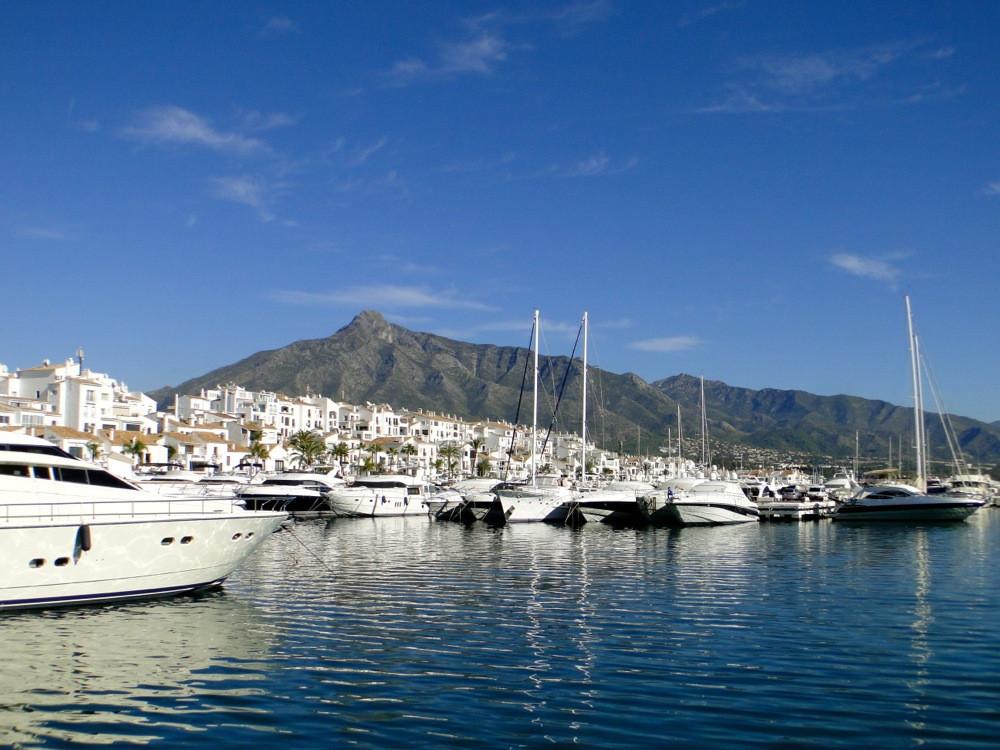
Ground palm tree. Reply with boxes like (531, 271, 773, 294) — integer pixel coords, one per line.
(249, 440, 271, 470)
(363, 441, 381, 472)
(432, 458, 444, 479)
(122, 437, 147, 466)
(386, 446, 399, 471)
(438, 442, 461, 479)
(400, 442, 417, 466)
(166, 444, 179, 465)
(468, 437, 485, 477)
(476, 456, 492, 477)
(86, 441, 101, 462)
(287, 430, 326, 469)
(330, 441, 350, 474)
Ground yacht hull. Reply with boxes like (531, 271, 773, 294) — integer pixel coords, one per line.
(493, 493, 571, 523)
(833, 501, 983, 522)
(328, 490, 429, 517)
(0, 512, 286, 611)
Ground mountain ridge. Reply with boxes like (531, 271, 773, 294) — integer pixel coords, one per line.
(149, 311, 1000, 467)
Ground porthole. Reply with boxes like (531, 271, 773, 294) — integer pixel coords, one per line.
(161, 537, 174, 546)
(28, 558, 45, 568)
(232, 532, 242, 540)
(180, 536, 194, 544)
(55, 557, 70, 567)
(246, 532, 254, 539)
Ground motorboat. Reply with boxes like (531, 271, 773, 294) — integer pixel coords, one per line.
(574, 480, 654, 525)
(834, 297, 986, 524)
(237, 471, 345, 513)
(824, 469, 860, 501)
(492, 474, 574, 524)
(0, 432, 286, 611)
(437, 477, 505, 522)
(327, 474, 432, 517)
(833, 484, 984, 522)
(946, 474, 995, 503)
(640, 478, 760, 526)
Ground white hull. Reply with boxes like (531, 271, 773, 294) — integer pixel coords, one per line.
(495, 492, 571, 523)
(328, 489, 429, 517)
(0, 511, 285, 610)
(661, 502, 759, 526)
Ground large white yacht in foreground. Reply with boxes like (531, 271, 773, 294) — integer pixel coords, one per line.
(0, 432, 286, 611)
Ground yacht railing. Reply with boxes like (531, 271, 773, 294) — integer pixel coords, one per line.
(0, 496, 244, 524)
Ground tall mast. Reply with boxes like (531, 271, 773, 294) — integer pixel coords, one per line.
(916, 333, 929, 484)
(700, 376, 707, 466)
(677, 404, 683, 475)
(532, 309, 539, 488)
(905, 295, 925, 492)
(581, 311, 588, 485)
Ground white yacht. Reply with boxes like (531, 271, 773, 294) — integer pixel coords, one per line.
(640, 478, 760, 526)
(832, 297, 986, 524)
(327, 474, 431, 517)
(574, 480, 654, 524)
(833, 484, 984, 522)
(823, 469, 860, 501)
(0, 432, 286, 611)
(236, 471, 345, 513)
(757, 491, 836, 521)
(442, 477, 504, 520)
(946, 473, 995, 503)
(493, 475, 575, 523)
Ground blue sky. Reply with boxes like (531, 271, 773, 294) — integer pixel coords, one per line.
(3, 1, 999, 421)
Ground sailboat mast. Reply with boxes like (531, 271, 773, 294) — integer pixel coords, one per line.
(905, 295, 925, 492)
(916, 333, 929, 484)
(530, 309, 539, 487)
(677, 404, 683, 474)
(581, 311, 588, 485)
(700, 376, 707, 466)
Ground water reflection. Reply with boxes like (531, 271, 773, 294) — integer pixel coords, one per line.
(0, 592, 274, 746)
(3, 514, 1000, 747)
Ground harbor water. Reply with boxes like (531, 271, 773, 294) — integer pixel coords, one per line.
(3, 511, 1000, 747)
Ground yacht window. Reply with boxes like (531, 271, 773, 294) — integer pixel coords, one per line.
(0, 464, 30, 477)
(407, 486, 422, 495)
(0, 443, 75, 459)
(54, 467, 89, 484)
(32, 466, 51, 479)
(87, 470, 137, 490)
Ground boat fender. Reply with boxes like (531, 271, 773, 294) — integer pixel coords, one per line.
(381, 495, 386, 504)
(78, 524, 92, 551)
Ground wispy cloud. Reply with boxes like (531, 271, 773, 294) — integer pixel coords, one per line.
(121, 106, 269, 155)
(698, 40, 958, 113)
(263, 16, 300, 34)
(349, 137, 388, 165)
(983, 182, 1000, 196)
(628, 335, 702, 352)
(678, 1, 746, 28)
(385, 2, 608, 85)
(564, 152, 639, 177)
(210, 175, 277, 221)
(375, 254, 440, 274)
(829, 252, 902, 284)
(17, 227, 66, 240)
(237, 109, 299, 131)
(273, 284, 497, 311)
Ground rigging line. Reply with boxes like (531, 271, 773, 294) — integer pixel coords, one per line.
(539, 323, 583, 461)
(279, 523, 336, 575)
(503, 318, 536, 482)
(919, 350, 967, 474)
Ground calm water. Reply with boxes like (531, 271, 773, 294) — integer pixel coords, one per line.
(4, 511, 1000, 748)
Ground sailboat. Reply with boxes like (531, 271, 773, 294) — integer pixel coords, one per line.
(573, 311, 653, 524)
(493, 310, 574, 523)
(834, 296, 985, 522)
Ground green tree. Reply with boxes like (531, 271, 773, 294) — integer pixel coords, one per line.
(166, 444, 179, 465)
(86, 441, 102, 462)
(122, 437, 147, 466)
(438, 442, 461, 479)
(468, 437, 485, 477)
(476, 456, 492, 477)
(249, 440, 271, 469)
(287, 430, 326, 469)
(330, 441, 350, 473)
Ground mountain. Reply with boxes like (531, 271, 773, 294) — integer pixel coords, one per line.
(150, 311, 1000, 468)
